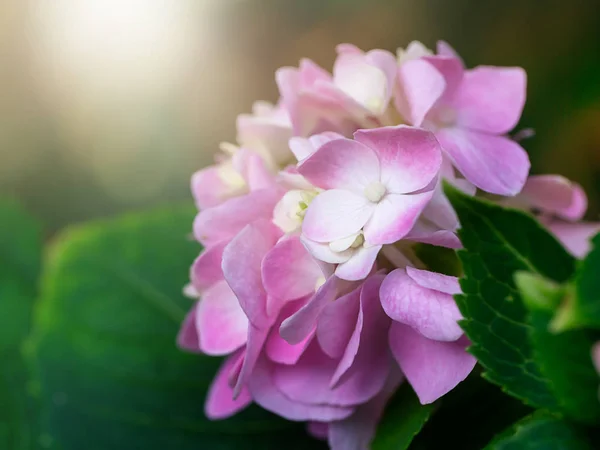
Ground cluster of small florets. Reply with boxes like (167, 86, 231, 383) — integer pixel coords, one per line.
(178, 41, 593, 450)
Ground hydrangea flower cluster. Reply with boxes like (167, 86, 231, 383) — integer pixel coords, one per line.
(178, 41, 597, 449)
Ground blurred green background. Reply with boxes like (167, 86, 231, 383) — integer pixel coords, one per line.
(2, 0, 600, 233)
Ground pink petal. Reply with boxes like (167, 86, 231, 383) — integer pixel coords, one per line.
(363, 192, 434, 245)
(333, 47, 396, 115)
(196, 280, 249, 355)
(380, 269, 463, 342)
(193, 188, 282, 246)
(266, 299, 315, 365)
(177, 303, 200, 352)
(330, 274, 389, 387)
(307, 422, 329, 440)
(289, 132, 344, 162)
(273, 341, 386, 407)
(205, 350, 252, 419)
(248, 356, 355, 421)
(232, 148, 277, 191)
(451, 66, 526, 134)
(298, 138, 380, 192)
(335, 244, 382, 281)
(436, 41, 462, 61)
(354, 126, 442, 194)
(190, 241, 227, 292)
(545, 221, 600, 258)
(303, 189, 375, 243)
(262, 236, 324, 302)
(404, 222, 462, 249)
(236, 118, 292, 168)
(328, 368, 403, 450)
(233, 325, 270, 397)
(191, 166, 239, 210)
(406, 266, 461, 295)
(280, 276, 341, 344)
(317, 286, 362, 358)
(389, 323, 476, 404)
(592, 342, 600, 375)
(521, 175, 587, 221)
(222, 219, 281, 328)
(436, 128, 530, 196)
(422, 55, 464, 100)
(395, 59, 446, 127)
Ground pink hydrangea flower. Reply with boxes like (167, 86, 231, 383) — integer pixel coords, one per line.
(177, 39, 593, 450)
(396, 41, 529, 196)
(297, 125, 442, 280)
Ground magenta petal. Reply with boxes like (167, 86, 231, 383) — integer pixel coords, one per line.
(298, 138, 380, 192)
(436, 128, 530, 196)
(380, 269, 463, 342)
(331, 274, 390, 387)
(545, 221, 600, 258)
(389, 323, 476, 404)
(317, 286, 362, 358)
(363, 192, 434, 245)
(190, 241, 227, 291)
(422, 55, 464, 99)
(222, 219, 281, 328)
(266, 327, 314, 366)
(273, 341, 387, 407)
(335, 244, 382, 281)
(262, 236, 323, 302)
(307, 422, 329, 440)
(436, 41, 462, 61)
(193, 188, 282, 246)
(521, 175, 587, 221)
(452, 66, 526, 134)
(395, 60, 446, 127)
(233, 325, 270, 397)
(197, 281, 249, 356)
(205, 350, 252, 420)
(404, 223, 462, 249)
(177, 303, 201, 352)
(406, 266, 461, 295)
(328, 368, 403, 450)
(280, 276, 340, 344)
(354, 126, 442, 194)
(248, 356, 355, 421)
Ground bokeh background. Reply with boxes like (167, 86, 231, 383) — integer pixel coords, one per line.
(2, 0, 600, 233)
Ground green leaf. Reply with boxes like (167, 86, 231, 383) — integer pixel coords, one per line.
(371, 384, 434, 450)
(527, 309, 600, 423)
(30, 206, 325, 450)
(410, 372, 531, 450)
(445, 183, 576, 409)
(0, 198, 43, 449)
(485, 411, 593, 449)
(555, 233, 600, 331)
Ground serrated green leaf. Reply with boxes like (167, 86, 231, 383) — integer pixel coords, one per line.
(485, 411, 592, 449)
(371, 384, 434, 450)
(0, 198, 43, 449)
(30, 206, 325, 450)
(527, 307, 600, 423)
(445, 183, 576, 409)
(557, 233, 600, 331)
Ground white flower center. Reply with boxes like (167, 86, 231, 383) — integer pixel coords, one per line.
(364, 182, 386, 203)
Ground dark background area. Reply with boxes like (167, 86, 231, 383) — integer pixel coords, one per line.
(2, 0, 600, 233)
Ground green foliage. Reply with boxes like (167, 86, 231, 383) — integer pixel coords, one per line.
(29, 206, 325, 450)
(553, 233, 600, 331)
(0, 199, 43, 449)
(444, 183, 575, 409)
(372, 384, 434, 450)
(485, 412, 593, 449)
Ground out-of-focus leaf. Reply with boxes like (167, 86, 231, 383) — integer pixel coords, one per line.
(0, 199, 43, 449)
(31, 206, 325, 450)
